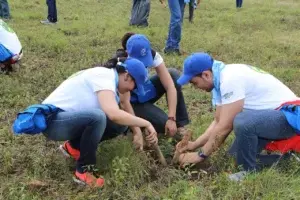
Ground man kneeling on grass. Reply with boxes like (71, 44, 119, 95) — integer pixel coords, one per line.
(175, 52, 300, 181)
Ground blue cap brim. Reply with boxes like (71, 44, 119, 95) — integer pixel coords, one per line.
(177, 74, 194, 86)
(136, 84, 145, 96)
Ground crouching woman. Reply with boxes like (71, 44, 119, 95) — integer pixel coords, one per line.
(14, 57, 158, 188)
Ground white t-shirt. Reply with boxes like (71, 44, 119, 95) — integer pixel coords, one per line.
(43, 67, 118, 111)
(149, 52, 164, 69)
(215, 64, 299, 110)
(0, 19, 22, 55)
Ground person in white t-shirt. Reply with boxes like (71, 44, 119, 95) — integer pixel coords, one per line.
(42, 57, 158, 187)
(175, 52, 299, 181)
(116, 33, 190, 142)
(0, 19, 22, 74)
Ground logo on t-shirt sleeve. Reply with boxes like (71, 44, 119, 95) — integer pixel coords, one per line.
(247, 65, 268, 74)
(222, 91, 234, 99)
(0, 20, 15, 33)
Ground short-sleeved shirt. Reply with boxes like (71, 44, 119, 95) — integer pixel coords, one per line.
(0, 19, 22, 55)
(43, 67, 118, 111)
(214, 64, 299, 110)
(148, 50, 164, 69)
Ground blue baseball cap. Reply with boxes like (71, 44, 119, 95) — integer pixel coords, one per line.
(126, 34, 153, 68)
(121, 58, 148, 95)
(177, 52, 214, 86)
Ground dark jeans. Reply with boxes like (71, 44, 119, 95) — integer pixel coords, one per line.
(46, 0, 57, 22)
(132, 68, 189, 134)
(184, 0, 195, 22)
(228, 109, 295, 171)
(0, 0, 10, 18)
(236, 0, 243, 8)
(44, 109, 128, 172)
(129, 0, 150, 27)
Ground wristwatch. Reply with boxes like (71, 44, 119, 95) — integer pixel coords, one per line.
(198, 149, 208, 160)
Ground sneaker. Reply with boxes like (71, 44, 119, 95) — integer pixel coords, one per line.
(73, 166, 105, 188)
(59, 141, 80, 160)
(2, 17, 11, 21)
(228, 171, 248, 182)
(40, 19, 57, 25)
(163, 48, 187, 56)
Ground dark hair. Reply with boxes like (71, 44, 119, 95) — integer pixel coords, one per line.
(196, 69, 213, 77)
(116, 32, 157, 61)
(121, 32, 135, 50)
(102, 57, 127, 73)
(112, 32, 135, 59)
(115, 48, 128, 58)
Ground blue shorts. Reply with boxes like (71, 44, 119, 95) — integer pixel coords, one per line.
(0, 44, 13, 62)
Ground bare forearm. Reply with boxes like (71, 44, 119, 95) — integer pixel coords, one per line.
(110, 110, 150, 128)
(197, 100, 243, 155)
(166, 87, 177, 117)
(121, 102, 143, 135)
(201, 124, 232, 156)
(193, 120, 217, 149)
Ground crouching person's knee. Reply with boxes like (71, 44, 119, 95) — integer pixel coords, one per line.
(168, 68, 180, 79)
(233, 113, 249, 137)
(168, 68, 182, 88)
(89, 109, 107, 124)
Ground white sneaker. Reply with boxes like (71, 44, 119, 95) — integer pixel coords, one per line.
(228, 171, 248, 182)
(40, 19, 57, 25)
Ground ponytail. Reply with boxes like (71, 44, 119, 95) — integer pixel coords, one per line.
(103, 57, 127, 73)
(115, 49, 128, 58)
(112, 32, 135, 59)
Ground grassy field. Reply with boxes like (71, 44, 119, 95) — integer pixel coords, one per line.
(1, 0, 300, 199)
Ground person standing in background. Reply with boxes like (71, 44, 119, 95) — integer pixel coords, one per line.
(184, 0, 201, 23)
(0, 0, 10, 20)
(164, 0, 185, 55)
(236, 0, 243, 8)
(129, 0, 151, 27)
(41, 0, 57, 25)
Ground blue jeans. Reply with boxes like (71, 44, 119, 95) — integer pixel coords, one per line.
(44, 109, 128, 172)
(46, 0, 57, 22)
(0, 0, 10, 18)
(236, 0, 243, 8)
(132, 68, 189, 134)
(165, 0, 185, 50)
(228, 109, 295, 171)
